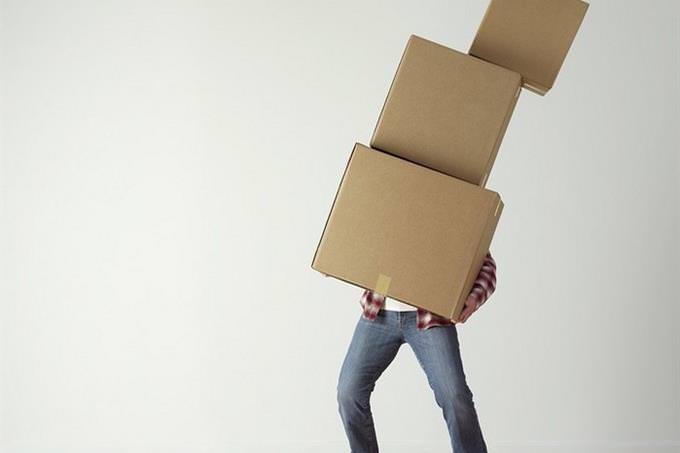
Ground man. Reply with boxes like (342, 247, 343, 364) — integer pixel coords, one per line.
(336, 252, 497, 452)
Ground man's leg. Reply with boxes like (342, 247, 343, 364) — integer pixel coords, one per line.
(404, 316, 488, 453)
(337, 310, 404, 453)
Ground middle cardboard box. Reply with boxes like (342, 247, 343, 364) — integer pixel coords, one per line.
(371, 35, 521, 187)
(312, 143, 503, 321)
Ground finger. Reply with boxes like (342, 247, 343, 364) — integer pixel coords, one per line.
(460, 305, 475, 322)
(452, 295, 478, 324)
(456, 305, 470, 324)
(460, 309, 471, 323)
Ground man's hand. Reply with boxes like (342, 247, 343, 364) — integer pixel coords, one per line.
(452, 293, 482, 324)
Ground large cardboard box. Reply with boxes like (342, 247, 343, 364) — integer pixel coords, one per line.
(370, 35, 521, 187)
(312, 143, 503, 321)
(470, 0, 589, 95)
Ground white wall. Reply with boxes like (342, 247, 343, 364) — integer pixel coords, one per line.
(1, 1, 678, 452)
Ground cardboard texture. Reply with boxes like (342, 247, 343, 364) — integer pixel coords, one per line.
(470, 0, 589, 95)
(371, 35, 521, 187)
(312, 144, 503, 321)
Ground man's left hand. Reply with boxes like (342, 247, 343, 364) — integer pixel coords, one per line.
(453, 294, 482, 324)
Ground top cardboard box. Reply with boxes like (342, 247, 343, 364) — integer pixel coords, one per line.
(371, 35, 521, 187)
(470, 0, 589, 95)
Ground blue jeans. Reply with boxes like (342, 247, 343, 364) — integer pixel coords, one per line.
(337, 309, 487, 453)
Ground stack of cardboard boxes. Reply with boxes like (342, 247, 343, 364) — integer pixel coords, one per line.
(312, 0, 589, 321)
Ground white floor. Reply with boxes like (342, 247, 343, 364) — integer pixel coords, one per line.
(2, 442, 680, 453)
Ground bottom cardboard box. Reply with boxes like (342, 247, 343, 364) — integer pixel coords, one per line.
(312, 143, 503, 320)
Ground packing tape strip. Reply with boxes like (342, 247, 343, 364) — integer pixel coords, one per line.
(374, 274, 391, 295)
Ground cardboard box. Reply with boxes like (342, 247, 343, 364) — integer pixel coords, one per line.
(311, 143, 503, 321)
(370, 35, 521, 187)
(470, 0, 589, 95)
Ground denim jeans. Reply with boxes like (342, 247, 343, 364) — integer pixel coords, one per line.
(337, 309, 488, 453)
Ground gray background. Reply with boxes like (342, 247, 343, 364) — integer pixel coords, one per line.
(1, 1, 678, 452)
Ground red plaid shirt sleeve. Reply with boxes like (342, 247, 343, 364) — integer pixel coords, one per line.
(358, 251, 498, 330)
(467, 252, 497, 308)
